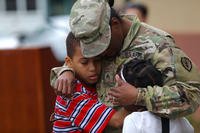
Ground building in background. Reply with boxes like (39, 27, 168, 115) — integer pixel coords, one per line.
(0, 0, 75, 61)
(1, 0, 200, 61)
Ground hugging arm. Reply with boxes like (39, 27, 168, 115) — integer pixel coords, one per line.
(109, 39, 200, 118)
(137, 43, 200, 118)
(108, 107, 129, 128)
(50, 63, 75, 96)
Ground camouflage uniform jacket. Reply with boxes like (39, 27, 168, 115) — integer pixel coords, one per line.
(50, 16, 200, 119)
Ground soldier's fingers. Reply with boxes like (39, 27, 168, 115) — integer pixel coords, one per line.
(109, 87, 120, 93)
(62, 80, 68, 94)
(108, 90, 120, 98)
(57, 79, 64, 93)
(112, 99, 121, 105)
(115, 74, 124, 87)
(70, 80, 77, 93)
(55, 80, 59, 90)
(67, 81, 73, 95)
(71, 80, 76, 92)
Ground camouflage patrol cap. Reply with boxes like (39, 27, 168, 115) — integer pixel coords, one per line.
(69, 0, 111, 58)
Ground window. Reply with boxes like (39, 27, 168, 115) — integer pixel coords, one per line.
(6, 0, 17, 11)
(26, 0, 36, 10)
(48, 0, 75, 16)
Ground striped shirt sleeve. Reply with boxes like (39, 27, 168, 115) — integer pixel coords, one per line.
(53, 94, 115, 133)
(71, 94, 116, 133)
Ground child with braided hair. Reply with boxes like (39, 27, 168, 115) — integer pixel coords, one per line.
(116, 59, 194, 133)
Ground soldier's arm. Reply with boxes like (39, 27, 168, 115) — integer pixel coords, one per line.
(50, 63, 75, 95)
(50, 63, 71, 86)
(137, 42, 200, 118)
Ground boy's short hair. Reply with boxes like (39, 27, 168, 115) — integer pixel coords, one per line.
(119, 59, 163, 88)
(66, 32, 80, 58)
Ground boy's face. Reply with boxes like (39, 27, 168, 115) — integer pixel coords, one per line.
(67, 45, 101, 86)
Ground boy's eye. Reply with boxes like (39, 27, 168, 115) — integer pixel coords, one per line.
(94, 57, 102, 62)
(94, 58, 101, 63)
(80, 59, 88, 64)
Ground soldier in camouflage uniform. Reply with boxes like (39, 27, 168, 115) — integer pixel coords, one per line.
(50, 0, 200, 132)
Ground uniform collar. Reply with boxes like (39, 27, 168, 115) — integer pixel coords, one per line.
(120, 15, 141, 52)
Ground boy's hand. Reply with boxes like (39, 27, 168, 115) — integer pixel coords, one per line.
(108, 107, 130, 128)
(54, 71, 75, 97)
(108, 75, 139, 106)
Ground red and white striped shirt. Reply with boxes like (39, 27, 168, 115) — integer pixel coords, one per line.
(53, 81, 115, 133)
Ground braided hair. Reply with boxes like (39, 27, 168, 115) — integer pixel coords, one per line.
(119, 59, 163, 88)
(119, 59, 163, 111)
(108, 0, 114, 7)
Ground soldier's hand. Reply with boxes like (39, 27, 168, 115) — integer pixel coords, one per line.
(108, 75, 138, 106)
(54, 71, 76, 97)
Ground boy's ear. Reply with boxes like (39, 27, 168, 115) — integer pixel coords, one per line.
(65, 56, 73, 68)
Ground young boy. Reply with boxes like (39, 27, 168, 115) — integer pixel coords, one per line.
(51, 32, 128, 133)
(117, 59, 194, 133)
